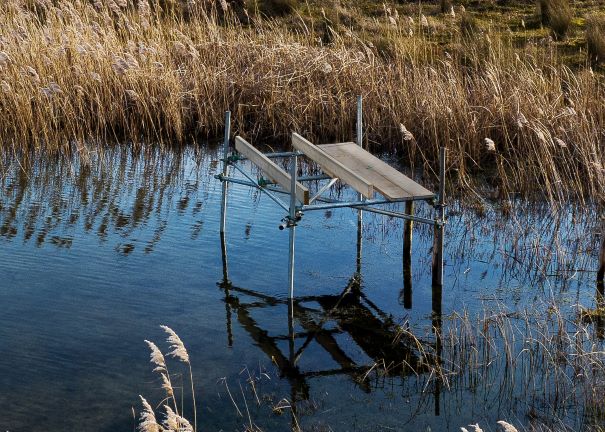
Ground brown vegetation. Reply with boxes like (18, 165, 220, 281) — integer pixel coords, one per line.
(539, 0, 573, 39)
(587, 13, 605, 65)
(0, 0, 603, 203)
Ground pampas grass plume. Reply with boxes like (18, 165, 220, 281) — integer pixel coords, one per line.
(144, 340, 167, 372)
(160, 325, 190, 363)
(138, 396, 161, 432)
(164, 406, 194, 432)
(497, 421, 519, 432)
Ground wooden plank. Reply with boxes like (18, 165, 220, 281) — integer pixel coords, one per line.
(319, 142, 434, 200)
(235, 136, 310, 205)
(291, 133, 374, 199)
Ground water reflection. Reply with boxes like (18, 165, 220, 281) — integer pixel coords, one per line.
(0, 145, 603, 431)
(0, 147, 211, 253)
(219, 222, 443, 423)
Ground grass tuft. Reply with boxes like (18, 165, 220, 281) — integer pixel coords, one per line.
(539, 0, 573, 39)
(586, 13, 605, 65)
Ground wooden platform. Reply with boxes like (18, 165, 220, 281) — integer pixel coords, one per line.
(292, 133, 434, 201)
(235, 136, 310, 204)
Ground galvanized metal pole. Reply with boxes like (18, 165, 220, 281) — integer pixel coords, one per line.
(402, 201, 414, 309)
(432, 147, 446, 286)
(356, 95, 363, 273)
(288, 154, 298, 302)
(220, 111, 231, 234)
(356, 95, 363, 149)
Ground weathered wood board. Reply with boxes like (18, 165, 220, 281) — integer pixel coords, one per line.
(235, 136, 310, 205)
(291, 133, 374, 198)
(319, 142, 434, 200)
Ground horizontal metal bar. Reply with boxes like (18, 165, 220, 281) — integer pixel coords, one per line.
(217, 174, 437, 225)
(265, 151, 303, 158)
(301, 198, 409, 212)
(231, 164, 290, 212)
(217, 176, 258, 188)
(235, 151, 304, 161)
(360, 207, 438, 226)
(298, 174, 333, 182)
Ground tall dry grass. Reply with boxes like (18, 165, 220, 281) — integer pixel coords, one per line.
(0, 0, 603, 203)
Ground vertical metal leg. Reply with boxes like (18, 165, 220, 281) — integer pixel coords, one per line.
(356, 95, 364, 274)
(219, 111, 231, 234)
(402, 201, 414, 309)
(288, 154, 298, 302)
(356, 95, 363, 149)
(432, 148, 446, 287)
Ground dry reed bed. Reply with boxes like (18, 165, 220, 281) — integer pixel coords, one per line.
(0, 0, 604, 203)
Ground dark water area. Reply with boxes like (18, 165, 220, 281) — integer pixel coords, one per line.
(0, 146, 603, 432)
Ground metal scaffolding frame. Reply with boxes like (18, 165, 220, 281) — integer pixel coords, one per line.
(216, 96, 447, 299)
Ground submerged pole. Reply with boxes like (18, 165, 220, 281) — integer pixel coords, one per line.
(288, 153, 298, 302)
(220, 111, 231, 234)
(432, 147, 446, 287)
(402, 201, 414, 309)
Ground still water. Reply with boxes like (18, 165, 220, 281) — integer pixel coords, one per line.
(0, 146, 602, 431)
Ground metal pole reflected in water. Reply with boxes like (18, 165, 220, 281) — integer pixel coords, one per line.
(432, 281, 443, 417)
(220, 231, 234, 347)
(356, 210, 363, 275)
(401, 201, 414, 309)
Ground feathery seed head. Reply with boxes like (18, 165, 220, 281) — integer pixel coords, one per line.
(144, 340, 167, 372)
(555, 138, 567, 148)
(26, 66, 40, 83)
(138, 396, 160, 432)
(161, 373, 174, 397)
(515, 113, 527, 128)
(496, 421, 519, 432)
(0, 51, 11, 67)
(164, 405, 194, 432)
(160, 325, 190, 363)
(484, 138, 496, 151)
(399, 124, 414, 141)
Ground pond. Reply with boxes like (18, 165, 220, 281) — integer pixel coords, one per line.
(0, 145, 603, 431)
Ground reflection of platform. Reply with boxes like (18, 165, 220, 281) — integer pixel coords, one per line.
(222, 276, 432, 397)
(219, 226, 440, 411)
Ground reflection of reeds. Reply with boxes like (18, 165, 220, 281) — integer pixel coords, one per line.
(0, 146, 209, 252)
(0, 1, 603, 202)
(392, 302, 605, 430)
